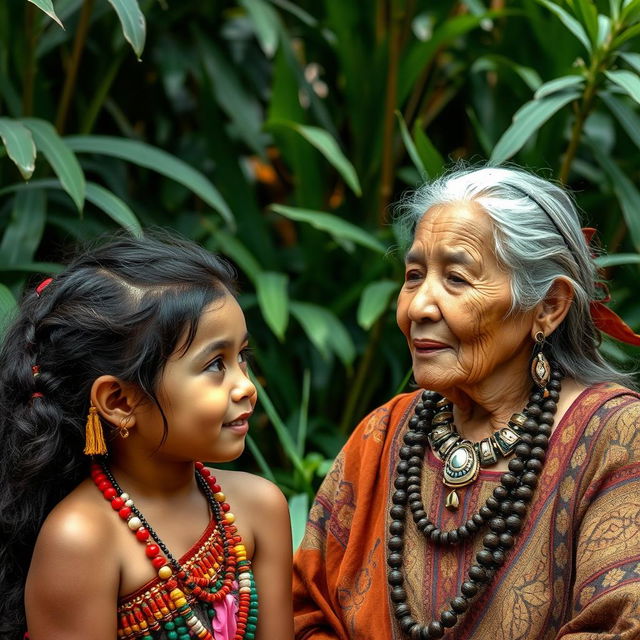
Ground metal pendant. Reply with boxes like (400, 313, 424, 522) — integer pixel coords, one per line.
(443, 441, 480, 488)
(445, 490, 460, 511)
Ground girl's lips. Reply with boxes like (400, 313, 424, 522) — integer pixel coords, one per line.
(222, 411, 252, 433)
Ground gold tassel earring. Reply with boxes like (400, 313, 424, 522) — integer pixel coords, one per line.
(83, 405, 107, 455)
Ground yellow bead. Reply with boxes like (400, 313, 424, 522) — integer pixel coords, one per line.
(197, 629, 208, 638)
(224, 512, 235, 524)
(213, 492, 225, 502)
(158, 565, 173, 580)
(169, 588, 184, 601)
(234, 544, 246, 553)
(174, 597, 187, 608)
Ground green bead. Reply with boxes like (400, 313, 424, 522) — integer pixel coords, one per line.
(173, 616, 184, 625)
(176, 625, 189, 635)
(246, 623, 257, 632)
(248, 615, 258, 623)
(164, 621, 176, 631)
(166, 632, 178, 640)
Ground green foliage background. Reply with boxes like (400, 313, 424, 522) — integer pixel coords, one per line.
(2, 0, 640, 545)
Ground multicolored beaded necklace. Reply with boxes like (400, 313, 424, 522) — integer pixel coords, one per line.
(91, 461, 259, 640)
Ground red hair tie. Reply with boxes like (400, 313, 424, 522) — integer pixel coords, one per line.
(35, 277, 53, 296)
(583, 228, 640, 346)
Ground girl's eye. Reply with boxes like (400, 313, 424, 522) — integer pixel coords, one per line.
(206, 357, 225, 373)
(238, 347, 253, 366)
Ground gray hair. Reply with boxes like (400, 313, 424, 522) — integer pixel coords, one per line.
(397, 165, 635, 388)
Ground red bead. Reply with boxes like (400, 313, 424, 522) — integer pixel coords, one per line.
(166, 579, 177, 590)
(212, 484, 221, 493)
(195, 461, 204, 470)
(118, 507, 132, 519)
(151, 556, 166, 569)
(145, 544, 160, 558)
(200, 468, 211, 477)
(93, 473, 108, 484)
(103, 488, 117, 500)
(111, 497, 124, 510)
(135, 527, 150, 541)
(221, 503, 230, 512)
(97, 480, 111, 492)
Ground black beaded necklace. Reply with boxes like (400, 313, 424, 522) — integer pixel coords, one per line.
(387, 367, 561, 639)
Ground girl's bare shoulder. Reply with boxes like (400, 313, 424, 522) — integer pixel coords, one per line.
(210, 468, 287, 512)
(32, 478, 119, 561)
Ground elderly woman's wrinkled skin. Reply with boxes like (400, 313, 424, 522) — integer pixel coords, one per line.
(397, 202, 583, 455)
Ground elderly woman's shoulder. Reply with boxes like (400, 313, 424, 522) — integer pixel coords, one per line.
(348, 391, 420, 445)
(579, 383, 640, 458)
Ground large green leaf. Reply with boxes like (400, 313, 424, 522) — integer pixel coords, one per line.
(490, 91, 581, 164)
(255, 271, 289, 341)
(534, 75, 585, 99)
(268, 120, 361, 196)
(0, 190, 46, 265)
(537, 0, 592, 53)
(357, 279, 399, 330)
(0, 118, 36, 180)
(208, 231, 262, 284)
(85, 182, 142, 237)
(589, 140, 640, 251)
(22, 118, 85, 211)
(618, 52, 640, 75)
(239, 0, 280, 58)
(106, 0, 146, 59)
(27, 0, 63, 27)
(600, 93, 640, 151)
(396, 111, 426, 177)
(605, 70, 640, 105)
(0, 284, 17, 336)
(271, 205, 385, 254)
(289, 492, 309, 550)
(290, 301, 356, 367)
(65, 135, 234, 228)
(413, 120, 445, 179)
(572, 0, 599, 45)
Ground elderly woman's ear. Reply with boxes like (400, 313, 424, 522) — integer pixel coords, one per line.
(532, 277, 574, 338)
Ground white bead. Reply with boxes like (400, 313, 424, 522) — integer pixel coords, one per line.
(125, 499, 134, 507)
(239, 579, 251, 588)
(127, 516, 142, 530)
(120, 493, 129, 500)
(239, 586, 251, 594)
(186, 617, 198, 627)
(238, 572, 251, 580)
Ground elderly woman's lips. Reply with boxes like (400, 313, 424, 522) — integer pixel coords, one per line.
(413, 339, 449, 352)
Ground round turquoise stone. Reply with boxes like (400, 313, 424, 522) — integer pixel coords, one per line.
(450, 447, 468, 469)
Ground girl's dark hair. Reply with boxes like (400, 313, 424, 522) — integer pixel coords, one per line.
(0, 232, 236, 638)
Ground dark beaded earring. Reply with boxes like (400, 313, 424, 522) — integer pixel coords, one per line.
(387, 365, 561, 638)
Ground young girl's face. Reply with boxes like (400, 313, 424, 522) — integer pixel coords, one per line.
(137, 292, 257, 463)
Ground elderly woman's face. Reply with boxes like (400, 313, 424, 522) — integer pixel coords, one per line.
(397, 202, 536, 392)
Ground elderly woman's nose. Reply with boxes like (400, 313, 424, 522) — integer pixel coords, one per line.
(408, 283, 442, 322)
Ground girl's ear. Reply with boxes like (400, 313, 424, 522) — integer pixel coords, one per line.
(531, 276, 575, 339)
(91, 375, 143, 430)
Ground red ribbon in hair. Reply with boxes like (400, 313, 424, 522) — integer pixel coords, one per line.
(583, 227, 640, 346)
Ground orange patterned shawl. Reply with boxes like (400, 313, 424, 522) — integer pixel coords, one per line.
(293, 384, 640, 640)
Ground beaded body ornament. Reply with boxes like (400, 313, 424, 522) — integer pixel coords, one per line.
(91, 461, 259, 640)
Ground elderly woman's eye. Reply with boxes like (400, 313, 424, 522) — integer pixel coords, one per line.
(448, 273, 467, 284)
(405, 269, 422, 282)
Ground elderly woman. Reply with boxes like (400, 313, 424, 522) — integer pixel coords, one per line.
(292, 166, 640, 640)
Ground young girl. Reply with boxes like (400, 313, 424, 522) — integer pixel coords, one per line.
(0, 233, 294, 640)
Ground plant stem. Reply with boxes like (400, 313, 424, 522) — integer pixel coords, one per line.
(55, 0, 95, 134)
(378, 0, 405, 225)
(558, 77, 598, 184)
(80, 48, 126, 134)
(22, 4, 37, 116)
(339, 314, 384, 435)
